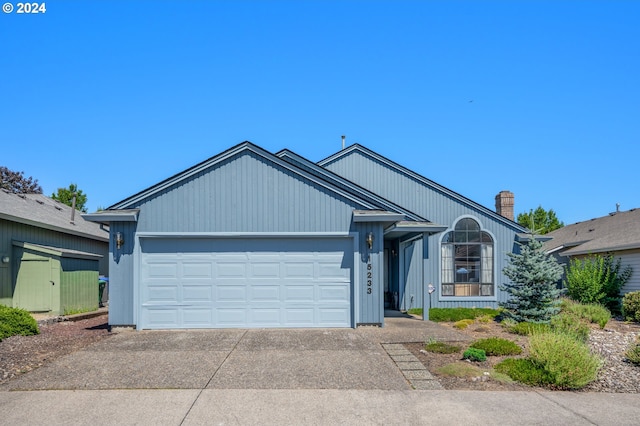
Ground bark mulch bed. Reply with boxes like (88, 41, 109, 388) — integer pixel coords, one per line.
(405, 318, 640, 392)
(0, 314, 112, 385)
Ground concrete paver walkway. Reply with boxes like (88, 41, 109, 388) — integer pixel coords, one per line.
(382, 343, 443, 390)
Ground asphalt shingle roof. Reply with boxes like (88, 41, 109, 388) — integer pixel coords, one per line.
(0, 190, 109, 241)
(545, 208, 640, 256)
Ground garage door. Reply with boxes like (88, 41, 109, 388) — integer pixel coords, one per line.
(139, 237, 353, 329)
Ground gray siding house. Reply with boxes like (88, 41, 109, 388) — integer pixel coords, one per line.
(85, 142, 527, 329)
(544, 208, 640, 294)
(0, 191, 109, 314)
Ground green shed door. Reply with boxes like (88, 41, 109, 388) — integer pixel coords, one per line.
(15, 258, 54, 311)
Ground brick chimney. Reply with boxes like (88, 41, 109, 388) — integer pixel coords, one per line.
(495, 191, 514, 221)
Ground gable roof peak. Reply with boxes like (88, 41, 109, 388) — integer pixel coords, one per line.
(319, 143, 526, 232)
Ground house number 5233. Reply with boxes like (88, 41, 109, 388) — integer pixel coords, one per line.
(366, 263, 373, 294)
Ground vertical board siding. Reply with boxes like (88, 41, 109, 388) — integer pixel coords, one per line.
(0, 218, 108, 307)
(108, 222, 136, 325)
(324, 150, 520, 309)
(356, 223, 383, 325)
(108, 150, 378, 327)
(12, 247, 61, 313)
(619, 250, 640, 294)
(60, 270, 99, 314)
(132, 152, 365, 233)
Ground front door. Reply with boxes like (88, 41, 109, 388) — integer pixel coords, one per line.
(400, 238, 423, 311)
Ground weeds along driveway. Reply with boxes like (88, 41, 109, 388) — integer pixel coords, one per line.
(3, 328, 418, 391)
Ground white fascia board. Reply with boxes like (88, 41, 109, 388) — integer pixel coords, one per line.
(353, 211, 405, 223)
(384, 222, 447, 239)
(82, 210, 139, 223)
(545, 245, 566, 255)
(384, 223, 447, 235)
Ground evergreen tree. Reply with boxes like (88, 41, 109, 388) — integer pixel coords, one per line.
(500, 237, 564, 323)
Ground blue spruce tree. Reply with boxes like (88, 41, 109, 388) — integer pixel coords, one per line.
(500, 237, 564, 323)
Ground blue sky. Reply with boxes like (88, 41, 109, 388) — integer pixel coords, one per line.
(2, 1, 638, 225)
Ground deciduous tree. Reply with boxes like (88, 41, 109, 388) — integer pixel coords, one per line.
(0, 166, 42, 194)
(517, 206, 564, 234)
(51, 183, 88, 212)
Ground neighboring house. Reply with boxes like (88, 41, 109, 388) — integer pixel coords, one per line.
(0, 190, 109, 314)
(544, 208, 640, 294)
(84, 142, 528, 330)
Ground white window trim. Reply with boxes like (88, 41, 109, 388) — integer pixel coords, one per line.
(438, 215, 498, 302)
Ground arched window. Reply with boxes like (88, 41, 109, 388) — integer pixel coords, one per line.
(441, 218, 494, 297)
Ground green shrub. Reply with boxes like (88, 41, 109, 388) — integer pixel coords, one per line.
(500, 317, 517, 329)
(561, 299, 610, 329)
(462, 347, 487, 362)
(564, 255, 632, 314)
(529, 332, 602, 389)
(507, 321, 551, 336)
(550, 312, 590, 343)
(0, 305, 39, 341)
(453, 319, 474, 329)
(424, 341, 461, 354)
(494, 358, 554, 386)
(625, 339, 640, 365)
(622, 291, 640, 322)
(428, 307, 500, 322)
(477, 314, 494, 323)
(470, 337, 523, 356)
(564, 256, 608, 305)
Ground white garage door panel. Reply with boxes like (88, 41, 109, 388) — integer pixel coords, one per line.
(145, 309, 179, 328)
(183, 308, 212, 326)
(319, 308, 350, 323)
(139, 237, 353, 329)
(285, 309, 314, 324)
(183, 285, 212, 301)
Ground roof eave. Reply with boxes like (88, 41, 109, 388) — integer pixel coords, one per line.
(562, 243, 640, 257)
(516, 233, 553, 243)
(13, 241, 104, 260)
(0, 212, 109, 242)
(384, 221, 447, 239)
(83, 209, 140, 224)
(353, 210, 405, 223)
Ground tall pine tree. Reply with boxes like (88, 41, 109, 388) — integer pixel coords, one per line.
(500, 237, 564, 323)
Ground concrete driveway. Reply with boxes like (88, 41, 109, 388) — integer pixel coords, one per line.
(3, 317, 640, 425)
(4, 316, 465, 391)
